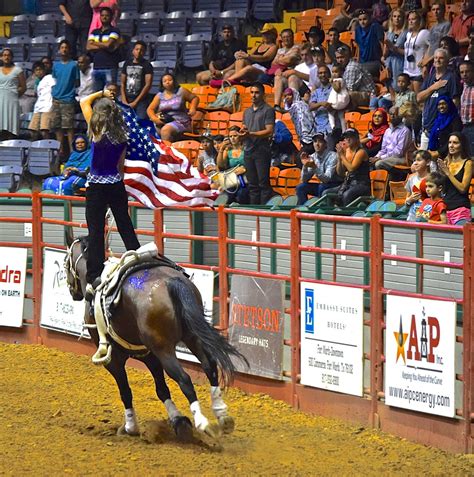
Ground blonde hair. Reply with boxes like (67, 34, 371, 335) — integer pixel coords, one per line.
(88, 98, 128, 144)
(388, 8, 407, 32)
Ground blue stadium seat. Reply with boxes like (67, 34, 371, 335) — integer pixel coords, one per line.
(150, 60, 175, 92)
(33, 13, 61, 37)
(161, 13, 189, 36)
(40, 0, 59, 14)
(167, 0, 193, 13)
(182, 34, 211, 69)
(136, 12, 162, 36)
(27, 140, 61, 176)
(141, 0, 166, 14)
(252, 0, 278, 22)
(6, 36, 30, 62)
(195, 0, 222, 12)
(29, 35, 55, 62)
(223, 0, 249, 10)
(153, 34, 183, 63)
(189, 15, 215, 35)
(9, 14, 36, 38)
(117, 12, 138, 37)
(120, 0, 139, 13)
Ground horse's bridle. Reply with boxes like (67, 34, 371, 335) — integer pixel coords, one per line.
(64, 238, 86, 297)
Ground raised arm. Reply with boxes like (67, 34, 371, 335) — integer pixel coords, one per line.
(80, 90, 113, 124)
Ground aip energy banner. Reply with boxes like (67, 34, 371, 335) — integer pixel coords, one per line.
(385, 295, 456, 418)
(0, 246, 27, 328)
(228, 275, 284, 380)
(40, 248, 87, 336)
(300, 282, 364, 396)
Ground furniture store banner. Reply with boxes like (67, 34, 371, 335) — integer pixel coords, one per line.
(385, 295, 456, 418)
(176, 267, 214, 363)
(0, 246, 27, 328)
(228, 275, 284, 380)
(40, 248, 87, 337)
(300, 283, 364, 396)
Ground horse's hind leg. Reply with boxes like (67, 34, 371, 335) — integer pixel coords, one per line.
(152, 348, 215, 437)
(140, 352, 193, 440)
(185, 337, 235, 434)
(104, 349, 140, 436)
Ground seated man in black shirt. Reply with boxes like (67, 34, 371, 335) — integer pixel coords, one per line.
(196, 24, 246, 86)
(120, 40, 153, 119)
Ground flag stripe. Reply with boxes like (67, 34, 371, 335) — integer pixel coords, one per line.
(119, 104, 218, 209)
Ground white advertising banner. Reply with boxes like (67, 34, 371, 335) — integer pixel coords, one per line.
(300, 283, 364, 396)
(0, 247, 28, 328)
(176, 267, 214, 362)
(40, 248, 88, 337)
(385, 295, 456, 418)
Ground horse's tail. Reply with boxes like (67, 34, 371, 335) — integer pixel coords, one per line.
(166, 276, 248, 387)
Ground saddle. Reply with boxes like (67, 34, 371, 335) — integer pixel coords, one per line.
(90, 243, 187, 365)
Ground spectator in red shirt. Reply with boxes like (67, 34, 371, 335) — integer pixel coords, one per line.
(449, 0, 474, 56)
(416, 172, 448, 223)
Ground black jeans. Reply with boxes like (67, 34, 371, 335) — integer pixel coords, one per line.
(244, 145, 274, 205)
(65, 23, 89, 59)
(85, 181, 140, 284)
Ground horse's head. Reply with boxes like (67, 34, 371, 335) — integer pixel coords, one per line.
(64, 235, 89, 301)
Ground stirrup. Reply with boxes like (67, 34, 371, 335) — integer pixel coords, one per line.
(91, 341, 112, 365)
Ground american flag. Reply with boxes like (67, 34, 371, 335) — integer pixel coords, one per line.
(120, 104, 219, 208)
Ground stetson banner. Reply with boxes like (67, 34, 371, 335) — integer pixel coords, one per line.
(176, 267, 214, 363)
(385, 295, 456, 418)
(40, 248, 88, 337)
(228, 275, 284, 380)
(300, 282, 364, 396)
(0, 246, 28, 328)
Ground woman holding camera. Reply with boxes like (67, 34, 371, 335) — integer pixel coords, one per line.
(403, 10, 429, 94)
(216, 126, 249, 204)
(147, 73, 199, 142)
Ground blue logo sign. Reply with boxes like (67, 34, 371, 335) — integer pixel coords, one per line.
(305, 288, 314, 334)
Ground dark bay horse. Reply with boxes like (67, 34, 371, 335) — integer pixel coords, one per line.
(65, 234, 245, 439)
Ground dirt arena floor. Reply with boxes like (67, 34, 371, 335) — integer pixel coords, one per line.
(1, 343, 473, 476)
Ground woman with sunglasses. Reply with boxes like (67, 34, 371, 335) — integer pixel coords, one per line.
(403, 10, 430, 94)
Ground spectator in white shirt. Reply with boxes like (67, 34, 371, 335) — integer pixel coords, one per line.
(28, 62, 56, 139)
(75, 54, 94, 102)
(274, 43, 316, 112)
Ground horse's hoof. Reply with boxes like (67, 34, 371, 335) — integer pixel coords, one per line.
(117, 424, 140, 436)
(200, 423, 221, 439)
(218, 415, 235, 434)
(171, 416, 193, 443)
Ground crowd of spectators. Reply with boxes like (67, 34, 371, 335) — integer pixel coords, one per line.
(0, 0, 473, 225)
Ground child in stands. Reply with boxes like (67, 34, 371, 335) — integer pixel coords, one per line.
(327, 64, 350, 132)
(415, 172, 447, 224)
(405, 150, 429, 221)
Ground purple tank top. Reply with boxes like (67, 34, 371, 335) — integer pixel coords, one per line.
(90, 136, 127, 177)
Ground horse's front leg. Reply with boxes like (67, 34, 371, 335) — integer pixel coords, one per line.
(140, 352, 193, 441)
(104, 349, 140, 436)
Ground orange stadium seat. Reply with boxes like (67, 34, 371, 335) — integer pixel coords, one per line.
(389, 180, 407, 206)
(295, 9, 321, 33)
(273, 167, 301, 198)
(370, 170, 389, 200)
(228, 111, 244, 129)
(202, 111, 230, 135)
(269, 166, 280, 188)
(192, 86, 217, 110)
(172, 140, 201, 165)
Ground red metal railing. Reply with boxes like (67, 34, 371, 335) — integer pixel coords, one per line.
(0, 192, 472, 453)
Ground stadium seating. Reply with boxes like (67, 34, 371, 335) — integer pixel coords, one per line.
(33, 13, 61, 37)
(8, 14, 35, 38)
(27, 140, 61, 176)
(369, 170, 389, 200)
(29, 35, 55, 62)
